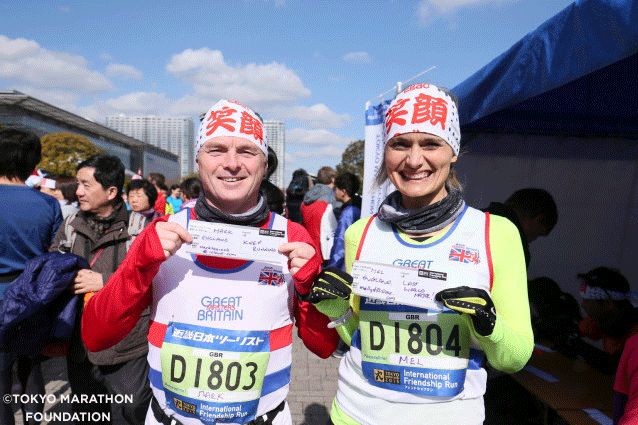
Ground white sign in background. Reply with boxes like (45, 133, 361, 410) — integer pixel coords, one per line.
(361, 100, 395, 217)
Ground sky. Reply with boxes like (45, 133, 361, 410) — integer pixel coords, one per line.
(0, 0, 575, 185)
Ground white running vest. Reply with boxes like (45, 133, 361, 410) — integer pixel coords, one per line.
(338, 206, 492, 410)
(147, 210, 295, 425)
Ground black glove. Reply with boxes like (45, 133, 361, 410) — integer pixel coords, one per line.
(435, 286, 496, 336)
(303, 267, 353, 304)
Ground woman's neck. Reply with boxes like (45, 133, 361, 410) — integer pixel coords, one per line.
(404, 221, 453, 238)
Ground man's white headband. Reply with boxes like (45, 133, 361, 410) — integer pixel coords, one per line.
(196, 99, 268, 161)
(579, 282, 629, 301)
(40, 177, 56, 189)
(383, 84, 460, 155)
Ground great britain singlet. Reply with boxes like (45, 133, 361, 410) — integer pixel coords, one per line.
(337, 206, 493, 409)
(146, 209, 295, 425)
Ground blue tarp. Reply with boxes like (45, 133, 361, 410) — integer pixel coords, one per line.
(453, 0, 638, 137)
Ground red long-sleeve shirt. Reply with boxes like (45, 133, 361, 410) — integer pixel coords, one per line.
(81, 212, 339, 359)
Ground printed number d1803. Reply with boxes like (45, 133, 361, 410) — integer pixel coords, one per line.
(169, 355, 258, 391)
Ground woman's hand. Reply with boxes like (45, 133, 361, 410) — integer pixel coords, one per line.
(305, 267, 353, 303)
(436, 286, 496, 336)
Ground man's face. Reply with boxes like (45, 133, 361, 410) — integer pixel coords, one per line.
(521, 215, 551, 242)
(76, 167, 117, 217)
(197, 136, 266, 214)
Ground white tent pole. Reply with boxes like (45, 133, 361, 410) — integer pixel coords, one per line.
(365, 66, 436, 107)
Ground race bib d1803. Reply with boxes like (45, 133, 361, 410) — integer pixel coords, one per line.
(160, 322, 272, 424)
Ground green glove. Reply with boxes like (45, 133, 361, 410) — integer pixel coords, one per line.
(435, 286, 496, 337)
(304, 267, 353, 304)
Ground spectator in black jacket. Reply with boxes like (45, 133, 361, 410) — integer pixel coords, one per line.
(482, 188, 557, 268)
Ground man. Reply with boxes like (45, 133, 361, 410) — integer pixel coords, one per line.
(300, 166, 339, 264)
(482, 188, 557, 421)
(0, 129, 62, 425)
(50, 154, 152, 425)
(285, 168, 310, 224)
(326, 172, 361, 271)
(482, 188, 557, 268)
(82, 100, 338, 425)
(574, 267, 638, 374)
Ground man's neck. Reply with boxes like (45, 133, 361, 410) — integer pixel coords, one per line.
(93, 202, 118, 218)
(204, 196, 259, 215)
(0, 176, 25, 186)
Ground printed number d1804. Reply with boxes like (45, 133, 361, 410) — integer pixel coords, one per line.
(368, 322, 462, 357)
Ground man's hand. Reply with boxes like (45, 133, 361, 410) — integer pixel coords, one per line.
(73, 269, 104, 294)
(279, 242, 315, 276)
(156, 221, 192, 259)
(435, 286, 496, 336)
(305, 267, 353, 304)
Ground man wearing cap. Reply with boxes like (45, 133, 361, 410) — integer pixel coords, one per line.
(81, 100, 339, 425)
(572, 267, 638, 371)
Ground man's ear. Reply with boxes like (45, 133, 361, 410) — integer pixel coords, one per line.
(106, 186, 119, 201)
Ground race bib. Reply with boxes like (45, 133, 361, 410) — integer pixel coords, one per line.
(359, 298, 470, 397)
(160, 322, 271, 423)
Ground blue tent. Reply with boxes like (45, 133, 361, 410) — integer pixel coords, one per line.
(448, 0, 638, 294)
(453, 0, 638, 139)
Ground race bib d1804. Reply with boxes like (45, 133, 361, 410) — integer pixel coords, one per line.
(358, 299, 470, 397)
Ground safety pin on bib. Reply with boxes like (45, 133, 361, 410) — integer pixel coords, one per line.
(328, 307, 353, 329)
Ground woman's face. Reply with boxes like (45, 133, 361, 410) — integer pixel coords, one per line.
(384, 132, 457, 209)
(127, 188, 151, 212)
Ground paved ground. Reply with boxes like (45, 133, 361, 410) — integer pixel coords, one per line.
(13, 334, 342, 425)
(289, 333, 341, 425)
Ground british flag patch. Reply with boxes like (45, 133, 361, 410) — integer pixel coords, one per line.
(258, 266, 285, 287)
(449, 244, 480, 264)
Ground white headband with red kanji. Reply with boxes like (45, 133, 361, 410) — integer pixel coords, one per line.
(196, 99, 268, 160)
(384, 84, 460, 155)
(579, 282, 629, 301)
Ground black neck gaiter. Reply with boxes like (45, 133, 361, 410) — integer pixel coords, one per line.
(194, 194, 271, 226)
(377, 188, 465, 235)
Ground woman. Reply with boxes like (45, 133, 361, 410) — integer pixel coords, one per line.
(179, 176, 202, 208)
(309, 84, 533, 424)
(55, 175, 79, 220)
(166, 184, 183, 213)
(126, 179, 161, 221)
(38, 173, 80, 220)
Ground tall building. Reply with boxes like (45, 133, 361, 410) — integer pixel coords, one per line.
(105, 115, 195, 178)
(263, 120, 285, 189)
